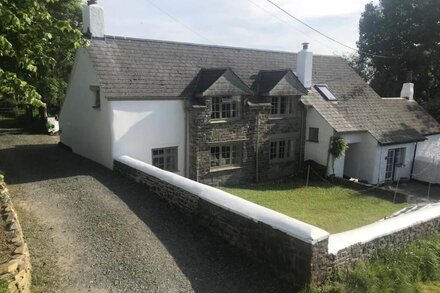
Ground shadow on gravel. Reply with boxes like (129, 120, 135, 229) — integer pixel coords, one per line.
(0, 142, 295, 293)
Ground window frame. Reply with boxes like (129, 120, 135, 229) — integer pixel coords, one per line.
(90, 85, 101, 109)
(210, 96, 241, 120)
(394, 147, 406, 167)
(269, 138, 295, 163)
(308, 127, 319, 142)
(270, 96, 295, 117)
(210, 143, 242, 169)
(152, 146, 178, 172)
(315, 84, 338, 101)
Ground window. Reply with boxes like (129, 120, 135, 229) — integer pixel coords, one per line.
(315, 84, 337, 101)
(152, 147, 178, 171)
(270, 139, 295, 162)
(211, 96, 240, 119)
(90, 86, 100, 108)
(210, 144, 241, 168)
(308, 127, 319, 142)
(270, 96, 294, 116)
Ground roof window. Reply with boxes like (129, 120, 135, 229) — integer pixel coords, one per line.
(315, 84, 337, 101)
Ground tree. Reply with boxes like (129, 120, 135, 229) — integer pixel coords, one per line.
(0, 0, 84, 113)
(354, 0, 440, 118)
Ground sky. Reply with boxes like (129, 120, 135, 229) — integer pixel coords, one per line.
(85, 0, 379, 56)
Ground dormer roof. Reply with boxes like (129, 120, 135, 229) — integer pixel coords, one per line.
(193, 68, 252, 97)
(256, 69, 308, 96)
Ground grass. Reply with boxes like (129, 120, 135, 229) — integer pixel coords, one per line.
(307, 233, 440, 293)
(221, 179, 408, 233)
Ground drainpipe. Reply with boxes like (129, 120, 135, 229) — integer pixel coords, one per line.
(184, 103, 189, 178)
(299, 105, 305, 171)
(410, 142, 418, 180)
(255, 109, 260, 183)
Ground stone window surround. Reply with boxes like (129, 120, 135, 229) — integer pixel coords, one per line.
(209, 142, 243, 171)
(269, 133, 296, 163)
(269, 96, 296, 118)
(209, 96, 242, 122)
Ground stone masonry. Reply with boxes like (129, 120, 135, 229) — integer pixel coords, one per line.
(188, 95, 305, 186)
(0, 180, 31, 293)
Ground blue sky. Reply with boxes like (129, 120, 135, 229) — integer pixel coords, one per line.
(86, 0, 379, 55)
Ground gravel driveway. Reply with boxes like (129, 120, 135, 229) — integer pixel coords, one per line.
(0, 133, 292, 293)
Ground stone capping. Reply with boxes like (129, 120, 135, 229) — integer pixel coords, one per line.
(328, 203, 440, 255)
(0, 181, 31, 293)
(116, 155, 330, 244)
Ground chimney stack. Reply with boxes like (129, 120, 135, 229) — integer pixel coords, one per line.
(83, 0, 105, 38)
(296, 43, 313, 89)
(400, 83, 415, 101)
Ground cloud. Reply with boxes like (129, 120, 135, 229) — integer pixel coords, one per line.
(92, 0, 379, 55)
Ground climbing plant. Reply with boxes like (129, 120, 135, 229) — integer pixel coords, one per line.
(330, 135, 349, 159)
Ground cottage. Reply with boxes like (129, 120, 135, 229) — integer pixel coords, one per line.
(60, 1, 440, 186)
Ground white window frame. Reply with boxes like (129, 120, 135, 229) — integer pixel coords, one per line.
(269, 138, 295, 163)
(308, 127, 319, 142)
(210, 96, 241, 120)
(210, 144, 242, 169)
(270, 96, 295, 117)
(152, 146, 178, 172)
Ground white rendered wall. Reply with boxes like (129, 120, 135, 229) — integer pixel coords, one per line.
(59, 48, 113, 169)
(342, 132, 378, 184)
(304, 108, 334, 172)
(413, 134, 440, 184)
(82, 4, 105, 38)
(375, 142, 416, 184)
(111, 100, 186, 176)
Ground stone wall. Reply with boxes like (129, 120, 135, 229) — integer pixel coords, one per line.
(188, 96, 305, 185)
(0, 181, 31, 293)
(114, 156, 440, 287)
(114, 158, 330, 289)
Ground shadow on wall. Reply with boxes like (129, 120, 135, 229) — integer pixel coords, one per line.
(0, 142, 295, 292)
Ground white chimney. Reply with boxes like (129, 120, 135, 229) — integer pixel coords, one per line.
(400, 83, 414, 101)
(83, 0, 105, 38)
(296, 43, 313, 89)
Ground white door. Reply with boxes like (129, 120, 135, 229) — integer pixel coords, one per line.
(385, 149, 396, 181)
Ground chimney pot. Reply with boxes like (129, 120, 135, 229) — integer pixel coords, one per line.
(88, 0, 98, 5)
(302, 42, 309, 50)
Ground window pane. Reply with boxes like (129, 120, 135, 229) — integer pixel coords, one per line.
(270, 141, 277, 160)
(278, 140, 286, 159)
(271, 97, 279, 114)
(279, 97, 287, 114)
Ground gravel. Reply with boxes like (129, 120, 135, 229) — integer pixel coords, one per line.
(0, 133, 293, 292)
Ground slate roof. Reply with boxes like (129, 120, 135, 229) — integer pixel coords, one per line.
(87, 36, 440, 145)
(255, 70, 308, 96)
(192, 68, 252, 97)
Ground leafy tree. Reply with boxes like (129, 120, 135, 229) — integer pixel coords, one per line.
(0, 0, 84, 114)
(354, 0, 440, 118)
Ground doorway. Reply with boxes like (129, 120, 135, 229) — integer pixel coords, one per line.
(385, 148, 406, 181)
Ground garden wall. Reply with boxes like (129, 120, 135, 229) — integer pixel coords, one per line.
(114, 156, 330, 288)
(114, 156, 440, 287)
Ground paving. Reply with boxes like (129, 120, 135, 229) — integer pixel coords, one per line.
(0, 132, 292, 293)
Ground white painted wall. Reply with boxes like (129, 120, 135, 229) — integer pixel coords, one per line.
(413, 134, 440, 184)
(59, 48, 113, 169)
(111, 100, 186, 176)
(375, 142, 417, 184)
(342, 132, 378, 184)
(304, 108, 334, 172)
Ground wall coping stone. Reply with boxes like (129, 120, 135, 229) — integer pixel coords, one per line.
(117, 156, 330, 244)
(328, 202, 440, 254)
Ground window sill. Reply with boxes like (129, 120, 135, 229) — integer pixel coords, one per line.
(209, 166, 242, 173)
(92, 106, 101, 109)
(268, 115, 295, 121)
(307, 140, 319, 143)
(270, 159, 295, 164)
(209, 118, 240, 124)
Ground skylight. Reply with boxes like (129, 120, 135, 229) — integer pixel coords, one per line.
(315, 85, 337, 101)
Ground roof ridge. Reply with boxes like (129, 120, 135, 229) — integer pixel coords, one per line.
(93, 35, 341, 58)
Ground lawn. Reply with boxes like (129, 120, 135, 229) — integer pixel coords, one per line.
(221, 180, 408, 233)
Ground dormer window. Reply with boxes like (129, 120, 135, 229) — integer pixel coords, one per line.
(210, 96, 240, 120)
(315, 84, 337, 101)
(90, 85, 101, 108)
